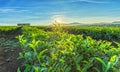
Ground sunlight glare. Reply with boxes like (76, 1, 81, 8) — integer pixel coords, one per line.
(52, 15, 66, 25)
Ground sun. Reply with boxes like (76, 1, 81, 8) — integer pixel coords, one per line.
(52, 15, 66, 24)
(54, 17, 64, 24)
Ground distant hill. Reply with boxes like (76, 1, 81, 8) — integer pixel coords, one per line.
(65, 22, 88, 26)
(112, 21, 120, 24)
(64, 21, 120, 26)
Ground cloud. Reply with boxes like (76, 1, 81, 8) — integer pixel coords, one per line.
(50, 11, 68, 15)
(0, 9, 14, 13)
(43, 0, 109, 4)
(68, 16, 120, 24)
(0, 8, 29, 13)
(67, 0, 109, 4)
(8, 0, 108, 7)
(1, 0, 109, 10)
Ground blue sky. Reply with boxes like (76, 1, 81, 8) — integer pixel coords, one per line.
(0, 0, 120, 25)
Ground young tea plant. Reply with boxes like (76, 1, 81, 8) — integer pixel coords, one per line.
(17, 26, 120, 72)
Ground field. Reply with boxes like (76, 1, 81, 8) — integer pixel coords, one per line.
(0, 25, 120, 72)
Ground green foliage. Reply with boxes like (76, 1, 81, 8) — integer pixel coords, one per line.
(16, 26, 120, 72)
(95, 55, 118, 72)
(40, 26, 120, 42)
(17, 68, 21, 72)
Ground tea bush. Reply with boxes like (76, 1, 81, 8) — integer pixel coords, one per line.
(17, 26, 120, 72)
(38, 26, 120, 42)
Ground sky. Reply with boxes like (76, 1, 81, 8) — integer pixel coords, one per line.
(0, 0, 120, 25)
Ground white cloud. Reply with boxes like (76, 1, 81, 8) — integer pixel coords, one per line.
(0, 9, 14, 13)
(45, 0, 109, 4)
(67, 0, 109, 4)
(0, 8, 29, 13)
(67, 16, 120, 24)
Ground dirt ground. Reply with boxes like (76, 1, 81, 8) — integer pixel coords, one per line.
(0, 46, 23, 72)
(0, 28, 23, 72)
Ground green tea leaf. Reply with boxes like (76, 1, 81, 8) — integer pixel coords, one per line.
(95, 57, 107, 68)
(38, 49, 47, 59)
(17, 68, 21, 72)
